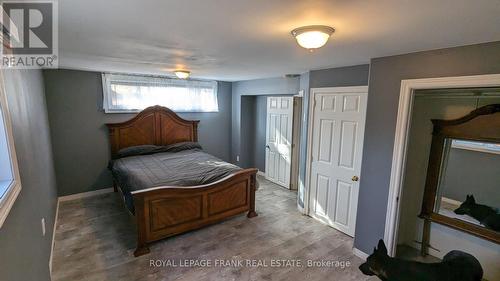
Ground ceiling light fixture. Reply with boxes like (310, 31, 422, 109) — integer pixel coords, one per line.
(174, 70, 190, 79)
(291, 25, 335, 50)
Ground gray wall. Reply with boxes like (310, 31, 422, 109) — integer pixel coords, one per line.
(240, 96, 256, 169)
(442, 148, 500, 209)
(355, 41, 500, 254)
(43, 69, 233, 196)
(309, 65, 370, 88)
(0, 69, 57, 281)
(254, 96, 268, 171)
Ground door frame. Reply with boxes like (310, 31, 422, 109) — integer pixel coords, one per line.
(304, 86, 368, 218)
(383, 74, 500, 257)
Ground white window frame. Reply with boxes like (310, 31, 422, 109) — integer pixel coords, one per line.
(101, 73, 219, 113)
(0, 70, 22, 228)
(451, 139, 500, 155)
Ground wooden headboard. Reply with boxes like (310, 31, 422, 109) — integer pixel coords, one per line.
(106, 106, 199, 158)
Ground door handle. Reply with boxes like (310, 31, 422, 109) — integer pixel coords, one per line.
(351, 176, 359, 182)
(266, 145, 270, 149)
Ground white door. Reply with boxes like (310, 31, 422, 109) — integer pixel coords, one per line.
(265, 96, 293, 189)
(307, 87, 367, 237)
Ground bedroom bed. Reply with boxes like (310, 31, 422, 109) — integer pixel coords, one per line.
(106, 106, 258, 257)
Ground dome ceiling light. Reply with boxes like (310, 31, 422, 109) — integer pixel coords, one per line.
(291, 25, 335, 50)
(174, 70, 190, 79)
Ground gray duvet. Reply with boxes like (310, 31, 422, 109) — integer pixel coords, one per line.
(109, 144, 241, 193)
(109, 142, 243, 213)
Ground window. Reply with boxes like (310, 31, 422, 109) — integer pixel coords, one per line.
(102, 73, 219, 113)
(451, 139, 500, 155)
(0, 73, 21, 228)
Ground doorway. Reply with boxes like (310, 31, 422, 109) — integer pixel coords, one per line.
(384, 74, 500, 256)
(393, 88, 500, 280)
(305, 86, 368, 237)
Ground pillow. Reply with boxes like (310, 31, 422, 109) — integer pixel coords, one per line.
(115, 142, 202, 158)
(165, 142, 202, 152)
(116, 145, 162, 158)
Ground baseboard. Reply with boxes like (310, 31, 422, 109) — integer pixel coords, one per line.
(58, 187, 114, 202)
(49, 198, 60, 275)
(297, 204, 306, 214)
(353, 247, 369, 260)
(410, 241, 442, 258)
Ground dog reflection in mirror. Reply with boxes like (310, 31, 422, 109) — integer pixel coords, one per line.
(454, 194, 500, 231)
(359, 240, 483, 281)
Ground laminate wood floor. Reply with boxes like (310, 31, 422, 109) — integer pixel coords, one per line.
(52, 176, 377, 281)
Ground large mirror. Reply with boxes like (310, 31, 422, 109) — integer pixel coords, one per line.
(434, 139, 500, 233)
(420, 104, 500, 252)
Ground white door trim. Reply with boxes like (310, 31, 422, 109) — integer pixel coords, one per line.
(353, 247, 369, 261)
(304, 86, 369, 217)
(384, 74, 500, 256)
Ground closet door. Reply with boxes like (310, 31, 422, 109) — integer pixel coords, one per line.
(265, 97, 293, 189)
(307, 87, 367, 236)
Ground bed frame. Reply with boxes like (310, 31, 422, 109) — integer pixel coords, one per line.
(106, 105, 258, 257)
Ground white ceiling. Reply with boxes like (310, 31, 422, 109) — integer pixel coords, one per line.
(59, 0, 500, 81)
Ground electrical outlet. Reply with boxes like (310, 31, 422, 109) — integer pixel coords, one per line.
(41, 218, 46, 236)
(236, 155, 240, 162)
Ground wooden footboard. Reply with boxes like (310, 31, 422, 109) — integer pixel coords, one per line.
(131, 168, 258, 257)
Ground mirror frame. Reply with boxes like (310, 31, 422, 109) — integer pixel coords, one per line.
(420, 104, 500, 244)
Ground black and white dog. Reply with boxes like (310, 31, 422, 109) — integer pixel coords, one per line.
(454, 194, 500, 231)
(359, 240, 483, 281)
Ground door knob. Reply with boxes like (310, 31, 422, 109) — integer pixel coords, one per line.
(351, 176, 359, 182)
(266, 145, 270, 149)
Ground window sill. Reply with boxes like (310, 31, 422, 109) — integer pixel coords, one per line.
(0, 180, 21, 228)
(0, 180, 11, 197)
(451, 143, 500, 155)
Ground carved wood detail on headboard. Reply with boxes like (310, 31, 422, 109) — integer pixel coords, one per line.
(106, 106, 199, 158)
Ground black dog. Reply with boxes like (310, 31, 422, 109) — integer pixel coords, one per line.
(359, 240, 483, 281)
(454, 194, 500, 231)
